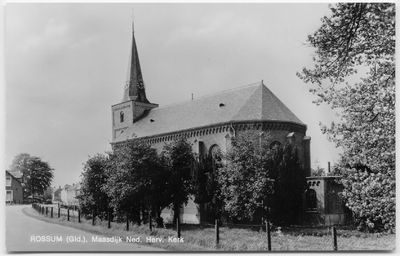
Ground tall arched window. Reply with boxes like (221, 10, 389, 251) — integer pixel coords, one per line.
(209, 144, 221, 161)
(120, 111, 124, 123)
(306, 189, 317, 210)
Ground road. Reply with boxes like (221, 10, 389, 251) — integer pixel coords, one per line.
(5, 205, 165, 252)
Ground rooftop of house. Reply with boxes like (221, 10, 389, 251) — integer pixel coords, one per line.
(6, 170, 23, 179)
(114, 81, 305, 142)
(66, 183, 81, 191)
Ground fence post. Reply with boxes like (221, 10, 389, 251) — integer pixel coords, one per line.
(58, 207, 60, 218)
(266, 221, 271, 251)
(176, 218, 181, 238)
(126, 212, 129, 231)
(46, 207, 48, 216)
(215, 219, 220, 248)
(92, 209, 95, 226)
(67, 208, 70, 221)
(51, 207, 53, 218)
(332, 226, 338, 251)
(108, 209, 111, 229)
(78, 209, 81, 223)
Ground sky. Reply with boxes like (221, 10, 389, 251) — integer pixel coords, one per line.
(4, 2, 344, 188)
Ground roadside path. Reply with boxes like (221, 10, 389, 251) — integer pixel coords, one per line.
(5, 205, 164, 252)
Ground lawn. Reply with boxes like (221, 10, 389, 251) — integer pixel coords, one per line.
(23, 205, 396, 251)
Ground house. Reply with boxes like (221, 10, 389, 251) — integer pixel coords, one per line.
(5, 171, 23, 204)
(60, 184, 70, 205)
(66, 183, 81, 207)
(53, 186, 62, 203)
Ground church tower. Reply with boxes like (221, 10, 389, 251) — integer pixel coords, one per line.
(111, 23, 158, 141)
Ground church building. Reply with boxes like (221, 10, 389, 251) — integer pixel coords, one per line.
(111, 24, 313, 224)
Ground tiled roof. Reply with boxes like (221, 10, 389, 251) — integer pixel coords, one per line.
(114, 82, 304, 142)
(6, 170, 23, 179)
(67, 183, 81, 191)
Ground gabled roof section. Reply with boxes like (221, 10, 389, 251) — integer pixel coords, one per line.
(113, 82, 305, 142)
(232, 84, 304, 123)
(6, 170, 23, 179)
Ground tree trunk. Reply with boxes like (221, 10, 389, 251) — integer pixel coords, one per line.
(141, 204, 146, 224)
(135, 207, 141, 225)
(31, 185, 34, 205)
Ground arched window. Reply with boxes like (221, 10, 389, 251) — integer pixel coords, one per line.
(270, 141, 282, 149)
(209, 144, 221, 161)
(120, 111, 124, 123)
(306, 189, 317, 210)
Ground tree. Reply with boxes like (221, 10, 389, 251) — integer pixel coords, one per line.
(78, 153, 111, 216)
(43, 187, 53, 201)
(297, 3, 395, 232)
(217, 131, 274, 221)
(147, 153, 171, 226)
(162, 136, 195, 224)
(267, 144, 306, 225)
(192, 153, 223, 222)
(311, 159, 325, 177)
(105, 140, 161, 223)
(10, 153, 54, 202)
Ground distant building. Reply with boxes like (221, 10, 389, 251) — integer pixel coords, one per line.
(5, 171, 23, 204)
(60, 184, 70, 205)
(304, 176, 348, 225)
(53, 186, 62, 202)
(66, 183, 81, 206)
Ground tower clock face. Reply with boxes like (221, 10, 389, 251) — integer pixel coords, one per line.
(137, 77, 145, 89)
(137, 81, 144, 89)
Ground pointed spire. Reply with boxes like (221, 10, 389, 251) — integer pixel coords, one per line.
(122, 20, 150, 103)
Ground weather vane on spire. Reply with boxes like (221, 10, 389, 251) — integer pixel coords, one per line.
(131, 8, 135, 32)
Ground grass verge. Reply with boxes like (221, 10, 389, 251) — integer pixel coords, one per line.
(24, 206, 396, 251)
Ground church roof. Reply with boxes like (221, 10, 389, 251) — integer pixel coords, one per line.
(113, 82, 305, 142)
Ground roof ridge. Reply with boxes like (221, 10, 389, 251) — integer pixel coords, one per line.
(156, 81, 262, 110)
